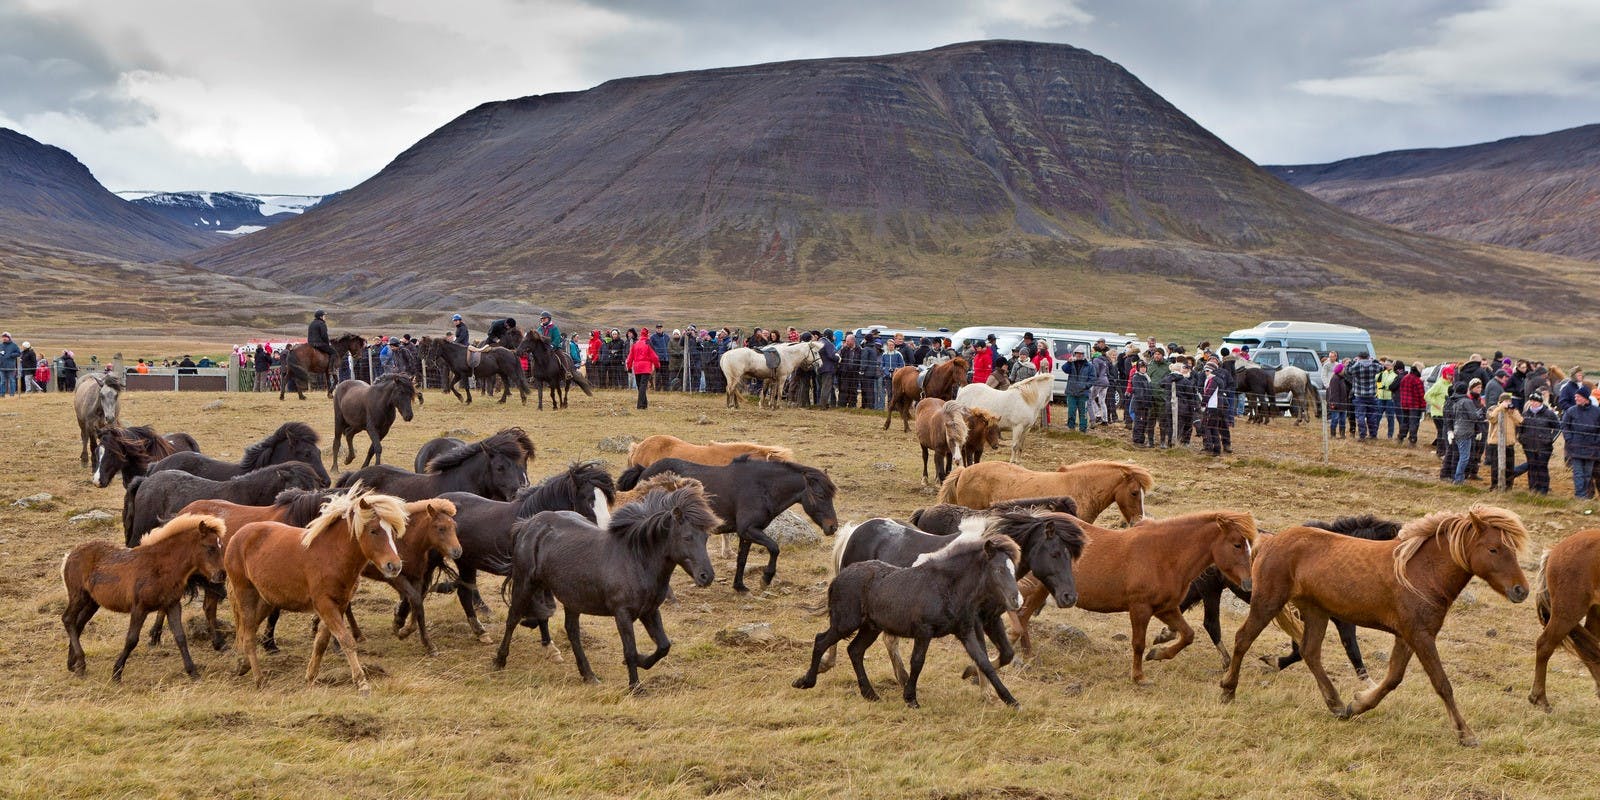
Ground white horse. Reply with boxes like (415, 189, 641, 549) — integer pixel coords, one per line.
(74, 372, 122, 465)
(720, 340, 824, 409)
(949, 373, 1054, 461)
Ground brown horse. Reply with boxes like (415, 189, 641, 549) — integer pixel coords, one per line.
(624, 434, 793, 471)
(1221, 505, 1529, 746)
(914, 398, 968, 485)
(884, 358, 968, 432)
(226, 488, 407, 694)
(61, 514, 227, 681)
(962, 407, 1002, 468)
(279, 333, 366, 400)
(1530, 529, 1600, 711)
(1013, 510, 1257, 680)
(937, 460, 1153, 525)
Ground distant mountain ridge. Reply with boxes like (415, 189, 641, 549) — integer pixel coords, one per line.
(117, 190, 329, 236)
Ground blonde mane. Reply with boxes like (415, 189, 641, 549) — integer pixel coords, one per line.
(301, 485, 410, 547)
(408, 497, 458, 518)
(139, 513, 225, 547)
(1393, 505, 1529, 597)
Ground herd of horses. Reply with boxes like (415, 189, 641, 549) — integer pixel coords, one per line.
(53, 360, 1600, 749)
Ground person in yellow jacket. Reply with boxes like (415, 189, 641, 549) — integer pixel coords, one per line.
(1485, 393, 1523, 489)
(1376, 359, 1400, 439)
(1425, 364, 1454, 458)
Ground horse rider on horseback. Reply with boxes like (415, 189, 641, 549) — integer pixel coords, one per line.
(308, 310, 334, 359)
(485, 317, 518, 347)
(452, 314, 469, 345)
(537, 311, 561, 346)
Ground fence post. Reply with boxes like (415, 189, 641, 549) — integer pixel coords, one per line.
(1170, 381, 1178, 446)
(1496, 412, 1507, 491)
(1321, 389, 1330, 464)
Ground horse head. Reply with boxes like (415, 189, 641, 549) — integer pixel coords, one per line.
(981, 534, 1025, 611)
(409, 498, 463, 560)
(1460, 506, 1530, 603)
(999, 509, 1085, 609)
(192, 515, 228, 583)
(352, 491, 407, 578)
(1208, 511, 1258, 593)
(92, 428, 127, 488)
(98, 377, 122, 426)
(798, 465, 839, 536)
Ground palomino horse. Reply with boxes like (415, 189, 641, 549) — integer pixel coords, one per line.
(92, 425, 201, 488)
(418, 336, 528, 405)
(516, 332, 594, 410)
(61, 514, 226, 682)
(884, 357, 969, 431)
(720, 340, 824, 409)
(151, 421, 330, 486)
(74, 372, 121, 465)
(226, 488, 408, 694)
(937, 460, 1153, 525)
(950, 374, 1054, 461)
(280, 334, 366, 400)
(330, 373, 417, 467)
(1221, 505, 1529, 746)
(795, 532, 1024, 708)
(913, 398, 968, 485)
(623, 434, 793, 471)
(1529, 529, 1600, 711)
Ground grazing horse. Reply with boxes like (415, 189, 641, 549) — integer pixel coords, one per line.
(914, 398, 968, 485)
(60, 514, 227, 682)
(426, 461, 617, 641)
(950, 374, 1054, 461)
(330, 373, 417, 467)
(92, 425, 202, 488)
(413, 437, 465, 473)
(961, 407, 1003, 469)
(908, 495, 1080, 535)
(492, 484, 720, 688)
(884, 357, 969, 431)
(1221, 505, 1529, 747)
(336, 428, 534, 502)
(226, 488, 407, 694)
(938, 460, 1153, 525)
(1014, 510, 1259, 679)
(623, 434, 793, 471)
(1529, 530, 1600, 711)
(74, 372, 122, 465)
(516, 331, 593, 410)
(617, 456, 839, 593)
(720, 340, 824, 409)
(280, 334, 366, 400)
(150, 421, 330, 487)
(418, 336, 528, 404)
(794, 532, 1025, 708)
(122, 462, 324, 545)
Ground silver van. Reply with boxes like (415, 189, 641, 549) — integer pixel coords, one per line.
(1224, 321, 1375, 359)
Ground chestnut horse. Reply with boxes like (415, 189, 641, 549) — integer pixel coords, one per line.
(1221, 505, 1529, 746)
(1012, 510, 1257, 681)
(961, 407, 1002, 468)
(280, 333, 366, 400)
(1530, 529, 1600, 711)
(938, 460, 1153, 525)
(226, 488, 407, 694)
(623, 434, 793, 472)
(884, 357, 968, 432)
(913, 398, 968, 485)
(61, 514, 227, 681)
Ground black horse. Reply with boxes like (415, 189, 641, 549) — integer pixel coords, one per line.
(92, 425, 202, 488)
(619, 455, 839, 593)
(414, 461, 617, 641)
(330, 373, 417, 467)
(492, 484, 720, 688)
(418, 336, 528, 405)
(516, 332, 593, 410)
(1233, 364, 1279, 424)
(413, 437, 465, 473)
(122, 462, 324, 545)
(908, 496, 1081, 535)
(335, 428, 534, 502)
(794, 532, 1025, 708)
(148, 421, 330, 487)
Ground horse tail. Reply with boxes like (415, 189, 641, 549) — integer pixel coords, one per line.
(936, 466, 964, 504)
(830, 522, 859, 577)
(1273, 608, 1305, 647)
(121, 476, 144, 545)
(617, 464, 644, 492)
(1534, 550, 1553, 627)
(569, 368, 594, 397)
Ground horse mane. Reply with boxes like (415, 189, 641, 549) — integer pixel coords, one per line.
(371, 372, 415, 396)
(301, 485, 409, 547)
(991, 508, 1086, 559)
(138, 513, 224, 548)
(991, 495, 1080, 517)
(1393, 505, 1529, 597)
(940, 403, 968, 452)
(1068, 460, 1155, 491)
(914, 530, 1021, 567)
(428, 428, 534, 473)
(240, 421, 320, 470)
(1304, 514, 1401, 541)
(409, 497, 457, 517)
(613, 472, 700, 509)
(275, 487, 340, 526)
(515, 461, 616, 517)
(607, 485, 721, 555)
(1135, 509, 1257, 542)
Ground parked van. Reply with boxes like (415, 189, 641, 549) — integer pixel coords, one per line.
(949, 326, 1137, 399)
(1223, 321, 1375, 359)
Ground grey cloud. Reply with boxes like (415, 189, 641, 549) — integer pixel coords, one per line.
(0, 4, 158, 126)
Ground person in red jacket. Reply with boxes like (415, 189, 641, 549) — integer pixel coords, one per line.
(626, 328, 660, 409)
(1396, 361, 1427, 447)
(971, 340, 994, 384)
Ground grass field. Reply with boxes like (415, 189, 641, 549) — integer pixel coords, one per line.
(1, 386, 1595, 799)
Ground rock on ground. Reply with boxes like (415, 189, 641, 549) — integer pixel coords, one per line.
(714, 622, 774, 647)
(766, 510, 823, 547)
(597, 435, 638, 454)
(69, 509, 116, 525)
(12, 493, 54, 509)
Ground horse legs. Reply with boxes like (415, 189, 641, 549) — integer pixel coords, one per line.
(1291, 609, 1345, 713)
(1332, 619, 1367, 680)
(1344, 635, 1412, 719)
(1127, 604, 1155, 684)
(901, 637, 932, 708)
(796, 627, 848, 689)
(492, 572, 538, 669)
(111, 605, 150, 682)
(847, 625, 883, 701)
(962, 613, 1017, 684)
(164, 600, 200, 679)
(342, 429, 358, 466)
(264, 608, 282, 653)
(1529, 601, 1590, 711)
(883, 635, 910, 685)
(1400, 631, 1477, 746)
(1202, 590, 1229, 667)
(63, 594, 97, 676)
(231, 585, 267, 687)
(204, 581, 227, 651)
(453, 567, 491, 642)
(635, 608, 671, 670)
(961, 627, 1019, 707)
(1221, 578, 1292, 701)
(565, 609, 598, 684)
(362, 427, 382, 468)
(313, 598, 369, 695)
(390, 577, 435, 656)
(1145, 606, 1195, 664)
(921, 447, 931, 486)
(733, 536, 754, 593)
(613, 611, 646, 690)
(1008, 575, 1050, 658)
(742, 526, 782, 588)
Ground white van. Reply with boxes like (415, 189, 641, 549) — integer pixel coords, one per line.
(949, 326, 1137, 399)
(1223, 321, 1376, 359)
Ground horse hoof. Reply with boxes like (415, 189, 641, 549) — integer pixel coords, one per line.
(1152, 628, 1175, 645)
(1458, 735, 1479, 748)
(1219, 688, 1235, 704)
(395, 625, 413, 640)
(358, 683, 372, 697)
(1334, 704, 1355, 720)
(491, 658, 506, 671)
(584, 675, 601, 685)
(792, 676, 815, 689)
(1529, 695, 1551, 713)
(543, 644, 563, 662)
(904, 699, 920, 709)
(1256, 654, 1277, 668)
(1144, 647, 1164, 661)
(186, 669, 201, 680)
(477, 632, 495, 644)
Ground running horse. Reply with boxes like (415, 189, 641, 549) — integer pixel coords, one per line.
(937, 460, 1153, 526)
(280, 334, 366, 400)
(418, 337, 529, 405)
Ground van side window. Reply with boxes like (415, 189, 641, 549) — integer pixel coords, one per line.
(1285, 338, 1322, 352)
(1290, 352, 1319, 371)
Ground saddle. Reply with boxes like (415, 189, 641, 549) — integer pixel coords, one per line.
(916, 366, 932, 391)
(465, 344, 489, 368)
(760, 346, 782, 372)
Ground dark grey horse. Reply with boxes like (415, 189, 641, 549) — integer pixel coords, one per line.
(149, 421, 330, 486)
(330, 373, 417, 467)
(418, 336, 528, 405)
(516, 332, 593, 410)
(908, 495, 1080, 535)
(92, 425, 202, 488)
(121, 462, 324, 545)
(413, 437, 465, 473)
(335, 428, 534, 502)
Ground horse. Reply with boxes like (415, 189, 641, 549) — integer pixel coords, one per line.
(1220, 505, 1529, 747)
(149, 421, 330, 487)
(336, 428, 533, 502)
(491, 484, 720, 689)
(623, 434, 793, 471)
(60, 514, 227, 682)
(949, 374, 1054, 460)
(1234, 362, 1317, 424)
(280, 333, 366, 400)
(122, 462, 325, 545)
(884, 358, 969, 431)
(426, 461, 617, 642)
(720, 340, 824, 409)
(1013, 510, 1258, 680)
(914, 398, 968, 485)
(793, 531, 1024, 708)
(937, 460, 1153, 525)
(330, 373, 417, 467)
(418, 336, 528, 404)
(825, 509, 1086, 686)
(908, 496, 1080, 535)
(92, 425, 202, 489)
(962, 407, 1003, 468)
(516, 331, 593, 410)
(1529, 530, 1600, 711)
(413, 437, 465, 472)
(617, 455, 839, 592)
(226, 488, 408, 694)
(74, 372, 122, 465)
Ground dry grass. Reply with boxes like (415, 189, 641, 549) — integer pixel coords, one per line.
(1, 386, 1595, 799)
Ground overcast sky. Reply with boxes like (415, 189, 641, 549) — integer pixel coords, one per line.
(2, 0, 1597, 195)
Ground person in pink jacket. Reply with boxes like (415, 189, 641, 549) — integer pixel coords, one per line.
(626, 330, 660, 409)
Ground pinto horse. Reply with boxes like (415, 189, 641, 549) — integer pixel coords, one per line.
(1013, 510, 1258, 680)
(92, 425, 201, 488)
(884, 357, 968, 432)
(150, 421, 330, 487)
(1529, 529, 1600, 711)
(330, 373, 417, 467)
(938, 460, 1153, 525)
(1221, 505, 1529, 747)
(908, 495, 1080, 535)
(280, 333, 365, 400)
(226, 488, 407, 694)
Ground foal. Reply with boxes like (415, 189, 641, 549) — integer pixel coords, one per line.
(61, 514, 226, 681)
(914, 398, 968, 485)
(1529, 529, 1600, 711)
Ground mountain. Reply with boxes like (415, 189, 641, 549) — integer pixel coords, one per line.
(117, 190, 329, 236)
(0, 128, 215, 260)
(1267, 124, 1600, 262)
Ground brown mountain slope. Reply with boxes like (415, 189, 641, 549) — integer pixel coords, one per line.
(1267, 124, 1600, 262)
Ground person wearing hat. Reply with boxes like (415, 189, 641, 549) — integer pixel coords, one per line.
(625, 322, 660, 409)
(536, 311, 560, 348)
(17, 341, 39, 392)
(1515, 391, 1559, 494)
(58, 350, 78, 391)
(1562, 384, 1600, 498)
(0, 332, 17, 397)
(971, 335, 995, 386)
(451, 314, 469, 345)
(1557, 366, 1586, 412)
(1130, 359, 1155, 447)
(1062, 345, 1093, 433)
(648, 324, 671, 390)
(307, 310, 333, 360)
(1445, 378, 1486, 484)
(1484, 386, 1523, 490)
